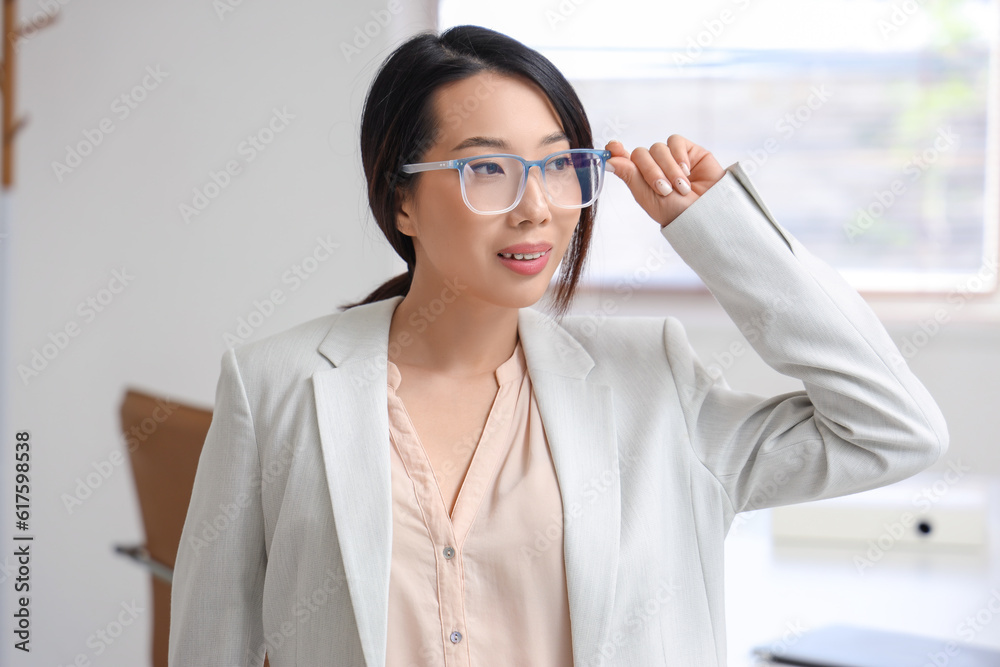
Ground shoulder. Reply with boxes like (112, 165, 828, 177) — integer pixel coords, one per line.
(556, 312, 667, 350)
(226, 310, 342, 380)
(542, 311, 684, 378)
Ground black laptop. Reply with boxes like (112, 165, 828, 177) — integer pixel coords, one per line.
(752, 625, 1000, 666)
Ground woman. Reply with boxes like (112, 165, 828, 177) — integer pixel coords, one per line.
(168, 24, 948, 667)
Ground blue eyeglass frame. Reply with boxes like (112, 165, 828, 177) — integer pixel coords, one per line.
(399, 148, 612, 215)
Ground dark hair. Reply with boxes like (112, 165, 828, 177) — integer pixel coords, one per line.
(338, 24, 599, 321)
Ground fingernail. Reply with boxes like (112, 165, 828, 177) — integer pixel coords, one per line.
(655, 179, 673, 196)
(605, 162, 616, 174)
(675, 178, 691, 195)
(680, 162, 691, 177)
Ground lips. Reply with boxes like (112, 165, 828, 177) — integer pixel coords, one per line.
(497, 248, 551, 275)
(497, 242, 552, 255)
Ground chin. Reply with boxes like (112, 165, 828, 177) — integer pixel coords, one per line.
(487, 288, 548, 311)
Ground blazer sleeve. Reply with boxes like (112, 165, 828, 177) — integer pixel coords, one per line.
(659, 161, 949, 515)
(168, 346, 267, 666)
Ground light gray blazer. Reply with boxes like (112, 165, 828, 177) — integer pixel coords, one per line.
(168, 162, 948, 667)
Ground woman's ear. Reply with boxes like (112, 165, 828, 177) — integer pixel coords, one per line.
(395, 187, 416, 237)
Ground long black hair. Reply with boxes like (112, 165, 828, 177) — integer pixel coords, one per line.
(339, 24, 599, 321)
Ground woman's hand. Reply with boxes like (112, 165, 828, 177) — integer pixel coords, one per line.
(605, 135, 725, 227)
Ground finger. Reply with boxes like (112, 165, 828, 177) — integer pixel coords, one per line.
(666, 134, 692, 178)
(602, 139, 699, 228)
(647, 142, 682, 196)
(652, 139, 692, 196)
(634, 144, 690, 198)
(605, 139, 628, 163)
(603, 141, 661, 210)
(604, 139, 632, 180)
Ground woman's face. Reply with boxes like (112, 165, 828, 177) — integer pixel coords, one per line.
(396, 71, 582, 311)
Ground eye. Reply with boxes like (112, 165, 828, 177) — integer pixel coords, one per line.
(469, 160, 505, 176)
(550, 157, 572, 170)
(546, 154, 575, 172)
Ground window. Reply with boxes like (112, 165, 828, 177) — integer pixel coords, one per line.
(439, 0, 999, 293)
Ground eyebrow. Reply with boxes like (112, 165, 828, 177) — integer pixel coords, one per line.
(450, 131, 569, 152)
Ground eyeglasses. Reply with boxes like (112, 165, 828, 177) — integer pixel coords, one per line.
(400, 148, 612, 215)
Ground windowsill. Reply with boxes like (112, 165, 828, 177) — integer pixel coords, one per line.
(565, 284, 1000, 327)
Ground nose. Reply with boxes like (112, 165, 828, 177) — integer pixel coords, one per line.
(513, 164, 551, 219)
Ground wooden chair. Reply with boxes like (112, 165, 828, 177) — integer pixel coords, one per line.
(115, 387, 270, 666)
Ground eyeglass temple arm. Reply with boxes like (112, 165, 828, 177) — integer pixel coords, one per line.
(400, 160, 456, 174)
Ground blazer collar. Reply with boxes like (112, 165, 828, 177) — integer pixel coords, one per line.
(311, 294, 620, 667)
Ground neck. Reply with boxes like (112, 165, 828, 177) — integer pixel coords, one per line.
(387, 283, 519, 378)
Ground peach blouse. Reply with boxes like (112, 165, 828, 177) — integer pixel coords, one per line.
(384, 338, 574, 667)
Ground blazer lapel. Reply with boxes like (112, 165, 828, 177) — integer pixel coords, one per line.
(311, 295, 620, 667)
(312, 297, 398, 667)
(518, 306, 622, 666)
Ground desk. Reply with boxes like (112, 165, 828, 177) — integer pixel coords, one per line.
(723, 475, 1000, 666)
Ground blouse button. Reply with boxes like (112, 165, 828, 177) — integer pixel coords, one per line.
(450, 630, 462, 644)
(443, 546, 455, 559)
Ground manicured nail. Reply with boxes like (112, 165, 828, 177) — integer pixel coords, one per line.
(655, 179, 672, 196)
(680, 162, 691, 177)
(675, 178, 691, 195)
(605, 162, 616, 174)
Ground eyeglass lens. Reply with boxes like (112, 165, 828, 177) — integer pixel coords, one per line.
(460, 152, 603, 213)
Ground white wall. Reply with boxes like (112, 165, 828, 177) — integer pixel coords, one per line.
(3, 1, 436, 664)
(1, 1, 996, 665)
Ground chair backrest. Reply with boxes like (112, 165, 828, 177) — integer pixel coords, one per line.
(120, 388, 212, 569)
(120, 387, 212, 667)
(120, 387, 272, 667)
